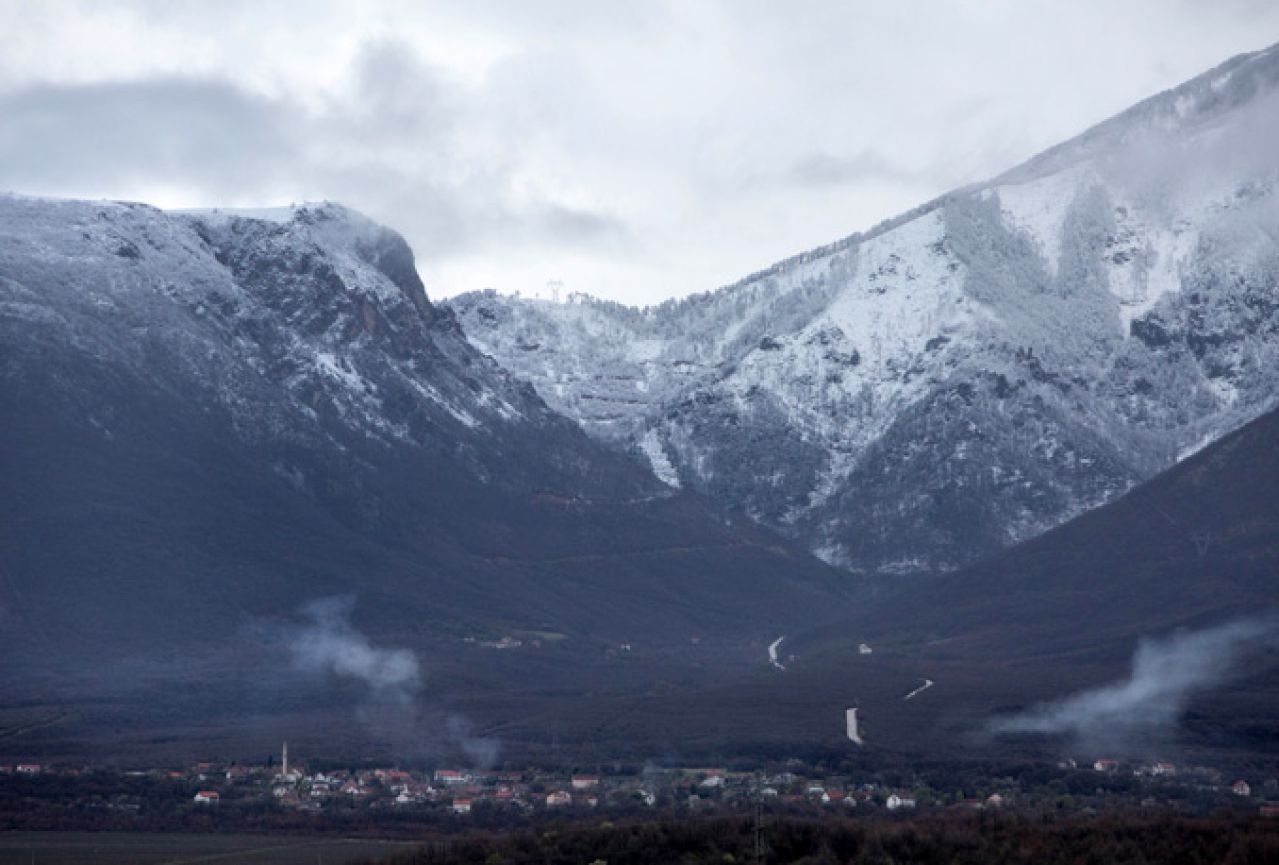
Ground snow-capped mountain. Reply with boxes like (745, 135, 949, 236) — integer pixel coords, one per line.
(0, 195, 847, 674)
(0, 197, 628, 492)
(447, 43, 1279, 574)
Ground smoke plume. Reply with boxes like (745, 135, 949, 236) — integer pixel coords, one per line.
(286, 595, 421, 702)
(446, 715, 500, 770)
(990, 618, 1275, 751)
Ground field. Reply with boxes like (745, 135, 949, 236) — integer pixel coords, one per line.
(0, 832, 413, 865)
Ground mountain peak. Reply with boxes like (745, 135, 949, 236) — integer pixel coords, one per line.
(446, 45, 1279, 574)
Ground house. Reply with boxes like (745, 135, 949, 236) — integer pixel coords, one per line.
(1152, 762, 1176, 777)
(399, 784, 431, 802)
(16, 764, 42, 775)
(985, 793, 1005, 808)
(1093, 759, 1119, 772)
(858, 643, 873, 655)
(193, 790, 220, 805)
(546, 790, 572, 807)
(699, 773, 726, 788)
(450, 798, 472, 815)
(886, 794, 916, 811)
(341, 780, 368, 796)
(1233, 780, 1252, 797)
(1259, 804, 1279, 818)
(225, 765, 252, 781)
(571, 774, 600, 790)
(434, 769, 469, 785)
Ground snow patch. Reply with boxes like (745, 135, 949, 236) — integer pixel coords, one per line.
(638, 429, 681, 487)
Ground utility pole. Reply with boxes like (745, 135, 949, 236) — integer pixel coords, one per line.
(754, 796, 763, 865)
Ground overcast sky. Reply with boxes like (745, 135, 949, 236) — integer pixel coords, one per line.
(2, 1, 1277, 305)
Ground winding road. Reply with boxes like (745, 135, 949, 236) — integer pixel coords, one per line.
(902, 678, 934, 700)
(768, 636, 786, 670)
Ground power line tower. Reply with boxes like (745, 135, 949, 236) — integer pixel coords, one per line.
(546, 279, 564, 303)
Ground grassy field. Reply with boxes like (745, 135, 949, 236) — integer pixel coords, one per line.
(0, 832, 416, 865)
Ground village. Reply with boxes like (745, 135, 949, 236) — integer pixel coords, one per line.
(4, 748, 1279, 832)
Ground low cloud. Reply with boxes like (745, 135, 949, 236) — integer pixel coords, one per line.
(990, 618, 1276, 752)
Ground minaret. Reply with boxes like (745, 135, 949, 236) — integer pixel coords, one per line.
(282, 741, 288, 778)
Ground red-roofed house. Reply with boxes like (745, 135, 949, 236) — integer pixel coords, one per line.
(194, 791, 220, 805)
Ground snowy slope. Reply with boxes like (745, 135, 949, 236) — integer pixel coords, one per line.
(0, 194, 858, 677)
(0, 196, 643, 494)
(447, 42, 1279, 574)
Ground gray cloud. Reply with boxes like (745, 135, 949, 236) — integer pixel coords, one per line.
(788, 151, 920, 188)
(990, 619, 1277, 753)
(0, 69, 630, 265)
(0, 2, 1275, 303)
(0, 78, 297, 194)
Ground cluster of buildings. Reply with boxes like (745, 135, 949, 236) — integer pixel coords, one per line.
(253, 764, 925, 815)
(1082, 758, 1255, 797)
(6, 751, 1279, 820)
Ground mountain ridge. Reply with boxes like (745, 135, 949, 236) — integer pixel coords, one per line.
(445, 41, 1279, 574)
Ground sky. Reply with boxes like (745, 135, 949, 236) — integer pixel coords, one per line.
(1, 1, 1277, 306)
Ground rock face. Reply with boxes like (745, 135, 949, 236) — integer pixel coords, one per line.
(447, 43, 1279, 574)
(0, 196, 846, 678)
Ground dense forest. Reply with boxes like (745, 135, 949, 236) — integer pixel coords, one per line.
(375, 813, 1279, 865)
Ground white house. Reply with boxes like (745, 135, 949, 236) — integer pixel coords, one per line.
(886, 794, 916, 810)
